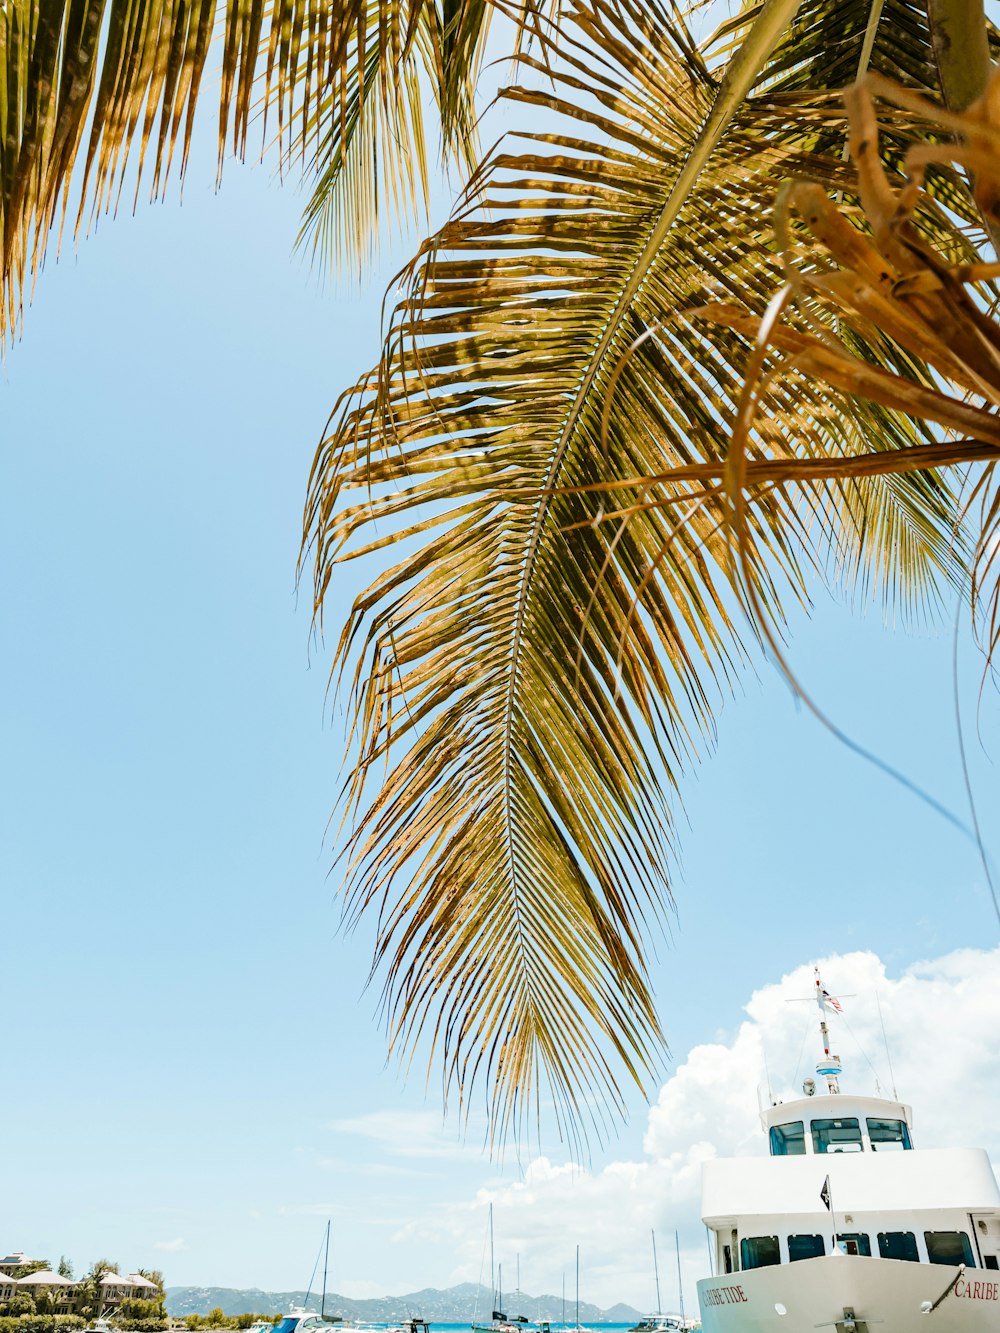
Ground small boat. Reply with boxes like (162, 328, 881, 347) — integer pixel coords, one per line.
(382, 1320, 431, 1333)
(696, 966, 1000, 1331)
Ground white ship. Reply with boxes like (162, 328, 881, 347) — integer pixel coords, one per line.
(696, 968, 1000, 1332)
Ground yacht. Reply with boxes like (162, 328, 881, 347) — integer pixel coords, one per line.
(628, 1318, 688, 1332)
(696, 968, 1000, 1331)
(272, 1311, 342, 1333)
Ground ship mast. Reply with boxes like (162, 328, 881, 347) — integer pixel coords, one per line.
(813, 967, 843, 1095)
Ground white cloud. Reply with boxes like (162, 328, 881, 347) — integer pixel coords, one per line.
(395, 947, 1000, 1311)
(154, 1238, 188, 1254)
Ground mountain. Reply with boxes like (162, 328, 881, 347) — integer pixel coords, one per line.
(164, 1284, 643, 1323)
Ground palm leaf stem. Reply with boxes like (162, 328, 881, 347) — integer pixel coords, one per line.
(495, 0, 809, 1039)
(549, 437, 1000, 496)
(927, 0, 991, 112)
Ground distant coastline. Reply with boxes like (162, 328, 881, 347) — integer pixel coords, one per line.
(165, 1287, 643, 1325)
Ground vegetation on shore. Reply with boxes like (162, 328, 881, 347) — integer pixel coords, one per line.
(182, 1312, 280, 1331)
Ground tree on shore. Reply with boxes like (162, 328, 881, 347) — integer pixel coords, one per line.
(2, 0, 997, 1141)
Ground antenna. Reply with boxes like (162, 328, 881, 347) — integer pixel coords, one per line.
(876, 990, 898, 1100)
(788, 967, 852, 1095)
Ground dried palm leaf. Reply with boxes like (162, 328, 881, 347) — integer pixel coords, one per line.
(697, 69, 1000, 662)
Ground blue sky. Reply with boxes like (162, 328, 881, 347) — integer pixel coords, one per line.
(1, 96, 998, 1310)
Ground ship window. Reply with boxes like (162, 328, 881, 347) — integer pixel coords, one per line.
(837, 1233, 871, 1257)
(787, 1234, 825, 1262)
(925, 1232, 976, 1267)
(769, 1122, 806, 1156)
(867, 1117, 912, 1151)
(811, 1117, 863, 1153)
(878, 1231, 919, 1262)
(740, 1236, 780, 1270)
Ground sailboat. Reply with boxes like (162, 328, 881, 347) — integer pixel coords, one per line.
(629, 1231, 689, 1333)
(472, 1207, 535, 1333)
(568, 1246, 595, 1333)
(273, 1223, 344, 1333)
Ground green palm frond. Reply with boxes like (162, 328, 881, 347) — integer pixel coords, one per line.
(302, 0, 980, 1142)
(1, 0, 556, 337)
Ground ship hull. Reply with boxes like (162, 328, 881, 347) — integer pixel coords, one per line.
(697, 1257, 1000, 1331)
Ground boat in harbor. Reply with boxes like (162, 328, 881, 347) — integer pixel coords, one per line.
(629, 1229, 690, 1333)
(696, 967, 1000, 1331)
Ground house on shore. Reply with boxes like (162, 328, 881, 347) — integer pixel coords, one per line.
(0, 1255, 163, 1315)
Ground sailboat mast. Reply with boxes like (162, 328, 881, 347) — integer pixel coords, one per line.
(321, 1220, 330, 1320)
(490, 1205, 495, 1309)
(499, 1265, 503, 1314)
(675, 1231, 684, 1325)
(561, 1274, 565, 1326)
(651, 1230, 661, 1316)
(575, 1247, 579, 1330)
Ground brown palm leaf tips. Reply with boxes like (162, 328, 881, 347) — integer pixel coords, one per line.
(302, 0, 994, 1145)
(695, 70, 1000, 664)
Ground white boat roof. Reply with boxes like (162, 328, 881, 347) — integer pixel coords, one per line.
(703, 1146, 1000, 1224)
(763, 1092, 913, 1129)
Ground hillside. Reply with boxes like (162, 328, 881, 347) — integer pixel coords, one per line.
(165, 1284, 642, 1323)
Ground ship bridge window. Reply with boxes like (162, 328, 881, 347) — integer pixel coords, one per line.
(740, 1236, 780, 1270)
(925, 1231, 976, 1267)
(769, 1121, 806, 1156)
(811, 1117, 863, 1153)
(867, 1116, 912, 1150)
(787, 1234, 825, 1262)
(837, 1233, 872, 1257)
(878, 1231, 919, 1262)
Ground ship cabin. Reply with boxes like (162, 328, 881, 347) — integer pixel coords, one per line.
(702, 1092, 1000, 1278)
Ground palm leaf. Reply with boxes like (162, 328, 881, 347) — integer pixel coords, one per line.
(0, 0, 545, 338)
(302, 0, 978, 1141)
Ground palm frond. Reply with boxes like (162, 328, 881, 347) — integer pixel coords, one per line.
(302, 0, 979, 1142)
(0, 0, 552, 338)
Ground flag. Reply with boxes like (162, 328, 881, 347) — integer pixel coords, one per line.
(820, 1176, 832, 1211)
(821, 988, 843, 1013)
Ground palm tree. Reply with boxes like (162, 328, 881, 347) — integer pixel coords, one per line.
(3, 0, 997, 1144)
